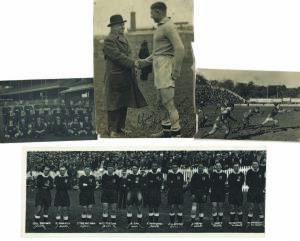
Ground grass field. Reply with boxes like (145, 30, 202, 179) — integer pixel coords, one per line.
(25, 188, 264, 233)
(195, 105, 300, 141)
(93, 43, 195, 138)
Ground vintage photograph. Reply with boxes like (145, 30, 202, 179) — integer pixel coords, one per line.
(94, 0, 195, 137)
(0, 78, 96, 142)
(24, 149, 266, 234)
(195, 69, 300, 141)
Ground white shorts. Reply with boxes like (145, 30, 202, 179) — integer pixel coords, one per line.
(153, 55, 175, 89)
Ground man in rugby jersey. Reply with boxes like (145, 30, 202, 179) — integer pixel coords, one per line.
(228, 161, 245, 223)
(34, 165, 54, 223)
(166, 162, 184, 224)
(126, 164, 143, 226)
(79, 166, 96, 222)
(101, 163, 119, 226)
(146, 162, 163, 224)
(54, 165, 71, 223)
(261, 103, 287, 127)
(246, 160, 265, 224)
(190, 163, 210, 225)
(210, 162, 227, 224)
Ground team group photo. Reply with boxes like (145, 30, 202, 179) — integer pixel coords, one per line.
(25, 150, 266, 233)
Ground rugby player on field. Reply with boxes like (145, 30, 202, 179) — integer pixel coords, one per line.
(54, 165, 71, 222)
(190, 163, 210, 225)
(34, 165, 53, 223)
(101, 163, 119, 225)
(79, 166, 96, 222)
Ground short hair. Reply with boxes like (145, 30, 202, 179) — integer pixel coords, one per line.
(151, 2, 167, 12)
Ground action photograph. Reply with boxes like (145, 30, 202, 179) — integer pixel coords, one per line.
(94, 0, 195, 137)
(0, 78, 96, 142)
(195, 69, 300, 141)
(24, 149, 266, 234)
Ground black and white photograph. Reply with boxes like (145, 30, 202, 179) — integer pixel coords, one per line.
(24, 149, 266, 234)
(0, 78, 96, 142)
(94, 0, 195, 138)
(195, 69, 300, 141)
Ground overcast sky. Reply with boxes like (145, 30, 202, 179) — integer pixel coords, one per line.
(94, 0, 193, 35)
(197, 69, 300, 88)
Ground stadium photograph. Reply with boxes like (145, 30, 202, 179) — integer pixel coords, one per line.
(24, 150, 266, 234)
(94, 0, 195, 138)
(0, 78, 96, 143)
(195, 68, 300, 141)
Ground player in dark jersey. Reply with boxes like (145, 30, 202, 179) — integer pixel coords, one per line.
(190, 163, 210, 224)
(246, 160, 265, 224)
(241, 107, 260, 129)
(261, 103, 285, 126)
(166, 163, 184, 224)
(79, 166, 96, 222)
(101, 163, 119, 226)
(54, 166, 71, 222)
(118, 169, 128, 209)
(203, 103, 237, 139)
(126, 164, 143, 226)
(210, 162, 227, 224)
(140, 168, 148, 208)
(228, 161, 245, 223)
(146, 162, 163, 223)
(34, 166, 54, 223)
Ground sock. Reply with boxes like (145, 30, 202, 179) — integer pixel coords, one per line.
(127, 213, 132, 224)
(148, 212, 154, 223)
(43, 214, 48, 222)
(177, 212, 183, 223)
(259, 215, 264, 222)
(102, 213, 108, 223)
(111, 214, 116, 224)
(137, 213, 143, 224)
(154, 212, 159, 223)
(248, 214, 253, 223)
(169, 213, 175, 224)
(230, 212, 236, 222)
(56, 215, 61, 222)
(199, 213, 204, 223)
(63, 216, 68, 222)
(81, 214, 87, 222)
(218, 212, 223, 222)
(34, 215, 40, 223)
(238, 212, 243, 222)
(212, 213, 217, 222)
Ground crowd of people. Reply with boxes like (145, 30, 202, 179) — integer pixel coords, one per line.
(2, 99, 95, 141)
(196, 85, 244, 108)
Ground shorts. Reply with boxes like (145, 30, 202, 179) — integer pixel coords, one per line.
(79, 190, 95, 206)
(35, 189, 52, 208)
(127, 189, 143, 206)
(153, 55, 174, 89)
(192, 190, 207, 203)
(168, 188, 184, 205)
(147, 189, 161, 206)
(228, 189, 243, 206)
(247, 189, 264, 204)
(210, 188, 225, 203)
(54, 190, 70, 207)
(101, 189, 118, 204)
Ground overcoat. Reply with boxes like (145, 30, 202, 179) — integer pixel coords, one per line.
(103, 33, 147, 111)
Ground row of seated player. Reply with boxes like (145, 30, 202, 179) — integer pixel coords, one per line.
(4, 116, 95, 140)
(31, 160, 265, 226)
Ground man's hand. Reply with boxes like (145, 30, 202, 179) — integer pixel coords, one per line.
(137, 59, 150, 69)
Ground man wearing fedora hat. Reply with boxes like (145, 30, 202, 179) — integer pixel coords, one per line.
(103, 14, 147, 138)
(137, 2, 185, 138)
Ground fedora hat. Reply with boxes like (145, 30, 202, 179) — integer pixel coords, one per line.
(107, 14, 127, 27)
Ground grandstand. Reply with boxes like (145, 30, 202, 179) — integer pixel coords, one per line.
(0, 78, 96, 142)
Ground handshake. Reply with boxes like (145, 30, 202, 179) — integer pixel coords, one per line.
(134, 59, 151, 69)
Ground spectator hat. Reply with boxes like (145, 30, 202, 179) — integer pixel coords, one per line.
(107, 14, 127, 27)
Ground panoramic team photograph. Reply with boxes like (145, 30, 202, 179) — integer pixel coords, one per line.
(94, 0, 195, 138)
(195, 69, 300, 141)
(24, 149, 266, 234)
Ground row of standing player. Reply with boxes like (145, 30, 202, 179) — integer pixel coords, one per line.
(33, 160, 265, 227)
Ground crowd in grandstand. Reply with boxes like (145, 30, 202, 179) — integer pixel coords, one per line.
(2, 99, 95, 140)
(196, 85, 244, 108)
